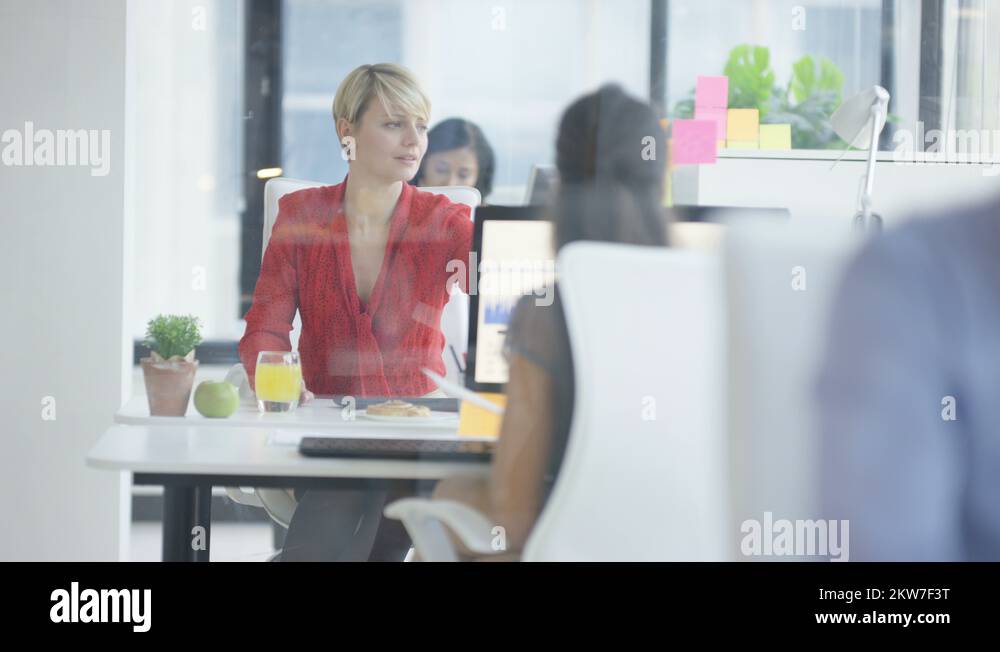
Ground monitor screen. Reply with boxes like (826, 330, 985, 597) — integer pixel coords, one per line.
(524, 164, 559, 206)
(468, 209, 555, 391)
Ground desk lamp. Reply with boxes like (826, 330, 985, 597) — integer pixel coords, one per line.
(831, 86, 891, 233)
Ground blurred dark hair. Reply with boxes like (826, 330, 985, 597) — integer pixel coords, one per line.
(554, 84, 668, 250)
(412, 117, 495, 199)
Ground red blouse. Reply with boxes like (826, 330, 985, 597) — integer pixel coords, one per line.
(239, 179, 472, 397)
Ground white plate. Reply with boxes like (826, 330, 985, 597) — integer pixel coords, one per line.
(360, 410, 458, 424)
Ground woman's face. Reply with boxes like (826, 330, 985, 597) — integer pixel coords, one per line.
(418, 147, 479, 189)
(338, 101, 428, 183)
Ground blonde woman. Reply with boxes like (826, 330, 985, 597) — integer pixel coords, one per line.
(239, 64, 472, 560)
(240, 63, 471, 398)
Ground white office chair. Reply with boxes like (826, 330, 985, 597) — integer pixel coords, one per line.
(384, 242, 731, 561)
(225, 178, 481, 533)
(723, 219, 860, 559)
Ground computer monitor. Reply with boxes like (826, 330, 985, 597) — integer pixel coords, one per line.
(466, 205, 555, 393)
(524, 164, 559, 206)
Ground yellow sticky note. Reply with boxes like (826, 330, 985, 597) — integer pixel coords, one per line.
(727, 109, 759, 142)
(759, 124, 792, 150)
(727, 140, 760, 150)
(458, 393, 507, 437)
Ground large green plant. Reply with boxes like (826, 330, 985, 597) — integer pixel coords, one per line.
(724, 44, 777, 116)
(766, 55, 847, 149)
(144, 314, 202, 360)
(671, 45, 849, 150)
(789, 55, 844, 106)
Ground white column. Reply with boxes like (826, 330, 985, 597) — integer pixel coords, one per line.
(0, 0, 129, 561)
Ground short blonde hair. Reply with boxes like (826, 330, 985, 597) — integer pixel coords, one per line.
(332, 63, 431, 127)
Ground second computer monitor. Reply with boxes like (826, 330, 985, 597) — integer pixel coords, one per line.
(524, 164, 559, 206)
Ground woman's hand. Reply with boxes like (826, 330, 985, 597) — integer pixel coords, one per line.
(300, 380, 315, 405)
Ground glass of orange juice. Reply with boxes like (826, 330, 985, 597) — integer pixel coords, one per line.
(255, 351, 302, 413)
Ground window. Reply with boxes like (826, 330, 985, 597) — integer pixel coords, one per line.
(281, 0, 650, 203)
(130, 0, 245, 344)
(667, 0, 890, 150)
(129, 0, 1000, 352)
(665, 0, 1000, 155)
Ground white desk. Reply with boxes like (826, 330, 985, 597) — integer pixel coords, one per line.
(113, 395, 466, 430)
(87, 398, 491, 561)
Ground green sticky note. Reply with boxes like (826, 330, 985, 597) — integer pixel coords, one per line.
(760, 124, 792, 150)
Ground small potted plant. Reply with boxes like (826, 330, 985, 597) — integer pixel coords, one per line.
(140, 314, 202, 416)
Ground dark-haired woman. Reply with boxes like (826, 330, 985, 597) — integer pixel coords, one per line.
(412, 117, 495, 201)
(430, 85, 669, 559)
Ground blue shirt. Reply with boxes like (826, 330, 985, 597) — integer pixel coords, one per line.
(816, 200, 1000, 561)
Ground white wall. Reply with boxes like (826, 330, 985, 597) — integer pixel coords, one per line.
(0, 0, 128, 560)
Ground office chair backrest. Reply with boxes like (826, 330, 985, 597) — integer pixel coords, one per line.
(260, 178, 480, 383)
(723, 219, 860, 560)
(523, 242, 729, 561)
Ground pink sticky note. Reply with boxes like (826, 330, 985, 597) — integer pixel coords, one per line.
(695, 106, 728, 141)
(696, 76, 729, 109)
(672, 119, 717, 165)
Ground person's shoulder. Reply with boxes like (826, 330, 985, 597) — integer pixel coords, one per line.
(834, 198, 1000, 340)
(504, 288, 567, 371)
(856, 197, 1000, 278)
(509, 287, 564, 335)
(277, 182, 343, 224)
(408, 185, 473, 227)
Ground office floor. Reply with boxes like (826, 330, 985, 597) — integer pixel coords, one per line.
(129, 522, 277, 562)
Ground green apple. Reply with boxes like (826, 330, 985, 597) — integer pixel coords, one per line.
(194, 380, 240, 418)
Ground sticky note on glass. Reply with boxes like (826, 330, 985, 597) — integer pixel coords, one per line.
(458, 393, 507, 437)
(672, 119, 717, 165)
(759, 123, 792, 150)
(696, 76, 729, 109)
(727, 108, 760, 142)
(695, 106, 727, 141)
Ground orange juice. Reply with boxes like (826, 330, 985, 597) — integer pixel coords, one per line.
(256, 363, 302, 403)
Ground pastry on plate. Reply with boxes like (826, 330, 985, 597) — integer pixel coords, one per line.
(365, 399, 431, 417)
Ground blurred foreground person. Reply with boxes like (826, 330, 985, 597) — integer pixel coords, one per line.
(816, 202, 1000, 561)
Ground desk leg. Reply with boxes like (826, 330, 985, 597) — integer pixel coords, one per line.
(162, 484, 212, 562)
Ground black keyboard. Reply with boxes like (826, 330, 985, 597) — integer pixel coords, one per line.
(299, 436, 495, 461)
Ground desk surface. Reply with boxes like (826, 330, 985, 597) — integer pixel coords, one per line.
(95, 397, 491, 481)
(87, 424, 491, 480)
(115, 395, 460, 430)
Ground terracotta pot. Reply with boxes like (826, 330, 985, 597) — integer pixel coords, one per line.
(141, 355, 199, 416)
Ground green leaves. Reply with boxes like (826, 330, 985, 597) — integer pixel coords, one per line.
(672, 96, 695, 119)
(770, 55, 846, 149)
(144, 314, 203, 360)
(789, 55, 844, 106)
(670, 45, 851, 150)
(724, 45, 776, 116)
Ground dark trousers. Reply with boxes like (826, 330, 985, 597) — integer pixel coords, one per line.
(279, 482, 430, 562)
